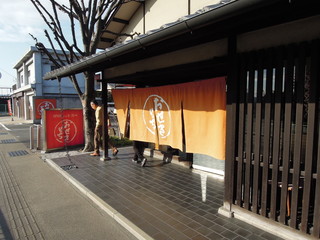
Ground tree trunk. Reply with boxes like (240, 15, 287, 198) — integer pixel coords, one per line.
(81, 71, 95, 152)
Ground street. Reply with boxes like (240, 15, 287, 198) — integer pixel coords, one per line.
(0, 120, 32, 148)
(0, 116, 137, 240)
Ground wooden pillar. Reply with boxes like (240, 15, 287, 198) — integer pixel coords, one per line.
(101, 73, 111, 161)
(219, 35, 238, 217)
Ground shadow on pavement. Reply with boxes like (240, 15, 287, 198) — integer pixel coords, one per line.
(0, 209, 13, 240)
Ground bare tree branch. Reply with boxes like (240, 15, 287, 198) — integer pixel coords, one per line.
(44, 30, 64, 66)
(29, 33, 38, 43)
(29, 0, 126, 67)
(86, 0, 93, 27)
(70, 74, 83, 97)
(51, 0, 63, 36)
(30, 0, 58, 33)
(68, 5, 81, 56)
(90, 0, 123, 53)
(30, 0, 70, 60)
(51, 3, 77, 59)
(70, 0, 83, 14)
(96, 0, 111, 20)
(88, 0, 98, 51)
(54, 2, 79, 20)
(35, 42, 62, 67)
(80, 0, 86, 12)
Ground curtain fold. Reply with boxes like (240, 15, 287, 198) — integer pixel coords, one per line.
(182, 77, 226, 160)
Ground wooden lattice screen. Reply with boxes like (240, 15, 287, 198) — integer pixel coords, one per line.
(227, 40, 320, 237)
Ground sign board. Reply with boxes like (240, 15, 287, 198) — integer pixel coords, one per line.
(7, 99, 12, 116)
(34, 99, 57, 120)
(43, 109, 84, 151)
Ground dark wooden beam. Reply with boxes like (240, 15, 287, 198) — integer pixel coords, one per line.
(112, 17, 129, 25)
(104, 57, 227, 86)
(223, 35, 238, 214)
(101, 72, 111, 161)
(100, 37, 114, 43)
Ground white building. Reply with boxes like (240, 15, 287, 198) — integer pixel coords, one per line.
(11, 46, 85, 122)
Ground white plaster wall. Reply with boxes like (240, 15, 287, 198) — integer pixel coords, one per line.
(119, 6, 144, 43)
(144, 0, 188, 31)
(190, 0, 221, 13)
(121, 0, 187, 41)
(34, 51, 43, 96)
(122, 0, 221, 42)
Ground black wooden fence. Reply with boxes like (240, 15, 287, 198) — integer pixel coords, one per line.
(227, 40, 320, 237)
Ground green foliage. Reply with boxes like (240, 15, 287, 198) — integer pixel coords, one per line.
(109, 136, 132, 147)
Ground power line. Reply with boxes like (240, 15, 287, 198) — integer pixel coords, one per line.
(0, 67, 16, 79)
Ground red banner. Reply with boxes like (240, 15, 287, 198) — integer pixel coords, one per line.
(44, 109, 84, 151)
(35, 99, 57, 120)
(7, 100, 12, 116)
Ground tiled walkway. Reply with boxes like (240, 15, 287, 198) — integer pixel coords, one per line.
(51, 147, 282, 240)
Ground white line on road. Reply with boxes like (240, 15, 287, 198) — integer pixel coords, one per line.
(0, 122, 11, 131)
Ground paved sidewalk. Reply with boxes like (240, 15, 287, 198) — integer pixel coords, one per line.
(0, 119, 137, 240)
(46, 147, 283, 240)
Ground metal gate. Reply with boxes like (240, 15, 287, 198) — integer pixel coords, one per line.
(225, 39, 320, 237)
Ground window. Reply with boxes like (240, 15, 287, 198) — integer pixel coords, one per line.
(20, 73, 24, 85)
(26, 70, 30, 85)
(95, 72, 102, 90)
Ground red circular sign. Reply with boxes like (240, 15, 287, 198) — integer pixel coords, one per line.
(53, 119, 78, 144)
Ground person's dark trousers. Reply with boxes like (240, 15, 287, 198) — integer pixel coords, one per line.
(94, 125, 102, 154)
(133, 141, 146, 161)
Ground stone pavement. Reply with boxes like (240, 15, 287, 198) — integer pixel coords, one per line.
(46, 147, 283, 240)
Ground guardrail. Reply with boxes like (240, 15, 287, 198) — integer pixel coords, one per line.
(0, 87, 12, 97)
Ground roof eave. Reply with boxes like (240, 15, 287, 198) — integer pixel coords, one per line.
(42, 0, 297, 80)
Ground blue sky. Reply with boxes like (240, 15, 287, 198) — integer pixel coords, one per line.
(0, 1, 69, 88)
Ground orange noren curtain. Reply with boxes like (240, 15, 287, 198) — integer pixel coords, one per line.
(112, 77, 226, 160)
(182, 77, 226, 160)
(130, 86, 183, 150)
(130, 88, 158, 144)
(112, 89, 132, 135)
(153, 85, 183, 150)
